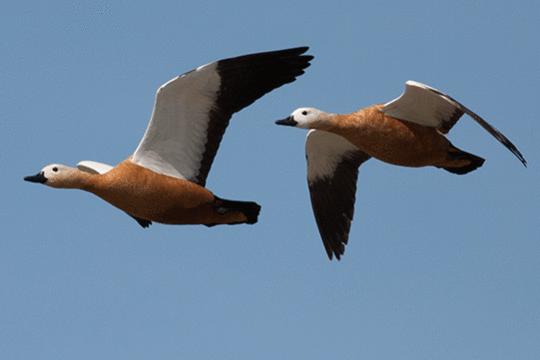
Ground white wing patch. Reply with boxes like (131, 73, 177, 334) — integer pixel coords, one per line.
(77, 160, 114, 175)
(132, 62, 221, 181)
(305, 130, 360, 184)
(380, 80, 460, 128)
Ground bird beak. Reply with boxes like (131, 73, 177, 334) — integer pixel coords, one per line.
(275, 116, 298, 127)
(24, 171, 47, 184)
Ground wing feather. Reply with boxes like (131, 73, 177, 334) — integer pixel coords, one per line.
(132, 47, 314, 185)
(380, 81, 464, 133)
(306, 130, 371, 260)
(381, 81, 526, 166)
(77, 160, 113, 174)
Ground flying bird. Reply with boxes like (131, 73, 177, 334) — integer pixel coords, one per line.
(25, 47, 313, 227)
(276, 80, 526, 260)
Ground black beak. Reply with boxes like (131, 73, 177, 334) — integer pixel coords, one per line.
(24, 171, 47, 184)
(275, 116, 298, 127)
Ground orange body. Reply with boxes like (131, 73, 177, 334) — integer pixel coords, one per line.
(81, 159, 249, 225)
(320, 105, 470, 169)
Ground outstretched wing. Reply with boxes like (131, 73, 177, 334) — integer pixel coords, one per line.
(305, 130, 371, 260)
(132, 47, 314, 186)
(381, 81, 526, 166)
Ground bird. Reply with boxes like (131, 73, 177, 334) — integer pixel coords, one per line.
(25, 47, 313, 228)
(276, 80, 526, 260)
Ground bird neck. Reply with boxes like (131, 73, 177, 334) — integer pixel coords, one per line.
(48, 168, 96, 190)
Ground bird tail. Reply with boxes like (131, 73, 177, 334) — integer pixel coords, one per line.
(442, 146, 485, 175)
(210, 197, 262, 225)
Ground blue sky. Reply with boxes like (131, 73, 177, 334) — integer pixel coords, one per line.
(2, 1, 539, 359)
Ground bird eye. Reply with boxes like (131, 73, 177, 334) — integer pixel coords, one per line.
(52, 167, 58, 172)
(302, 110, 308, 115)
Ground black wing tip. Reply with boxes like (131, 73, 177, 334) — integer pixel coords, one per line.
(218, 46, 312, 63)
(292, 45, 310, 52)
(237, 47, 313, 73)
(325, 246, 344, 261)
(310, 150, 367, 262)
(316, 215, 352, 260)
(509, 149, 527, 167)
(195, 47, 313, 186)
(426, 86, 528, 168)
(322, 234, 347, 261)
(262, 46, 311, 56)
(510, 147, 527, 167)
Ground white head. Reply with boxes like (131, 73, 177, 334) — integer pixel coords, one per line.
(275, 107, 327, 129)
(24, 164, 82, 188)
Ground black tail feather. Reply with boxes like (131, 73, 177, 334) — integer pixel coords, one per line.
(211, 197, 261, 225)
(442, 147, 485, 175)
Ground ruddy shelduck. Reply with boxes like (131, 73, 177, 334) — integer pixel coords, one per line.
(276, 81, 527, 260)
(25, 47, 313, 227)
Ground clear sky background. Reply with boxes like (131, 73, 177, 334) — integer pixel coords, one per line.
(2, 1, 539, 359)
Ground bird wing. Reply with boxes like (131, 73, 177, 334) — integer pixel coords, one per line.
(77, 160, 113, 174)
(132, 47, 313, 186)
(381, 81, 526, 166)
(381, 81, 466, 133)
(305, 130, 371, 260)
